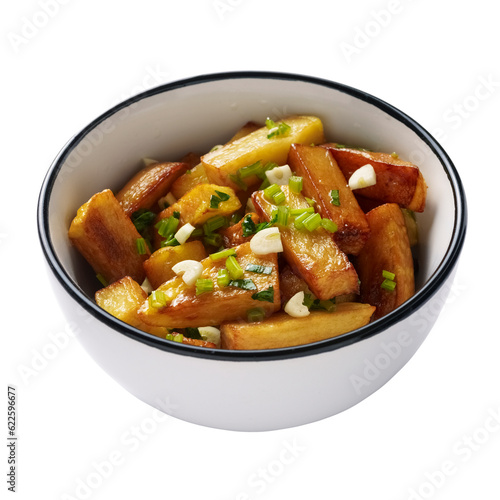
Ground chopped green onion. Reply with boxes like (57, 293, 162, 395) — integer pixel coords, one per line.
(263, 183, 281, 202)
(247, 307, 266, 322)
(210, 248, 237, 261)
(203, 215, 228, 235)
(228, 278, 257, 291)
(320, 218, 338, 233)
(135, 237, 148, 255)
(303, 213, 322, 232)
(251, 286, 274, 303)
(228, 173, 248, 190)
(238, 161, 262, 179)
(161, 237, 180, 247)
(259, 162, 278, 180)
(225, 255, 244, 280)
(273, 205, 290, 227)
(293, 211, 311, 230)
(217, 269, 230, 287)
(316, 299, 336, 312)
(381, 279, 397, 292)
(330, 189, 340, 207)
(173, 211, 181, 219)
(382, 270, 396, 281)
(305, 197, 316, 207)
(195, 278, 214, 295)
(203, 233, 223, 247)
(149, 290, 167, 309)
(259, 177, 271, 190)
(289, 176, 303, 194)
(96, 273, 108, 287)
(272, 190, 286, 205)
(215, 190, 231, 201)
(391, 152, 399, 159)
(266, 118, 291, 139)
(190, 227, 203, 238)
(183, 327, 203, 340)
(289, 206, 314, 216)
(165, 332, 184, 343)
(210, 194, 221, 209)
(131, 209, 156, 233)
(245, 263, 273, 275)
(155, 216, 179, 239)
(242, 214, 257, 237)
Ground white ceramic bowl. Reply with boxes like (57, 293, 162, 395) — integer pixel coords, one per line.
(38, 72, 467, 431)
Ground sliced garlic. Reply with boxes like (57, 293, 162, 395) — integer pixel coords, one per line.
(250, 227, 283, 255)
(198, 326, 221, 347)
(284, 291, 310, 318)
(174, 223, 195, 245)
(265, 164, 293, 186)
(140, 277, 153, 295)
(172, 260, 203, 286)
(348, 164, 376, 190)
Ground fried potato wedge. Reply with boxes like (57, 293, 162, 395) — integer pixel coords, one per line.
(252, 187, 359, 300)
(115, 161, 188, 216)
(202, 116, 325, 191)
(69, 189, 150, 284)
(220, 212, 260, 248)
(95, 276, 167, 337)
(321, 144, 427, 212)
(357, 203, 415, 320)
(170, 163, 209, 200)
(220, 302, 375, 350)
(143, 240, 208, 289)
(138, 242, 280, 328)
(288, 144, 370, 255)
(154, 184, 241, 247)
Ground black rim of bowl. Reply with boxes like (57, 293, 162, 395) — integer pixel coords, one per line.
(37, 70, 467, 362)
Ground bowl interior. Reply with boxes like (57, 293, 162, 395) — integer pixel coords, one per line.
(42, 73, 461, 346)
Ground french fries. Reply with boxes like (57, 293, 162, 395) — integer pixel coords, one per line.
(356, 203, 415, 320)
(69, 114, 426, 350)
(220, 302, 375, 350)
(68, 189, 149, 284)
(322, 143, 427, 212)
(252, 186, 359, 299)
(287, 144, 370, 255)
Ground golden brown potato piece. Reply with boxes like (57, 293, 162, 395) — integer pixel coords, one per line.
(170, 163, 209, 200)
(95, 276, 167, 337)
(69, 189, 150, 284)
(202, 116, 325, 191)
(252, 187, 359, 300)
(154, 184, 241, 247)
(356, 203, 415, 320)
(288, 144, 370, 255)
(321, 144, 427, 212)
(220, 302, 375, 350)
(138, 242, 280, 328)
(115, 162, 188, 216)
(220, 212, 260, 248)
(144, 240, 208, 289)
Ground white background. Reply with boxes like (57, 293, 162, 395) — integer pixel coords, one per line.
(2, 1, 499, 499)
